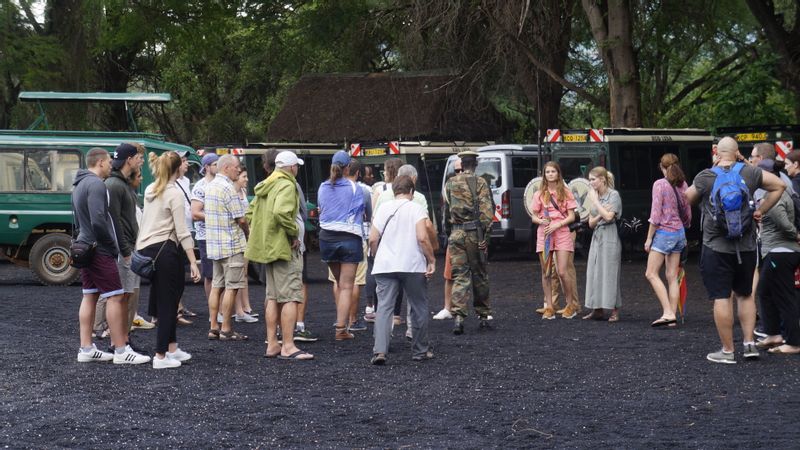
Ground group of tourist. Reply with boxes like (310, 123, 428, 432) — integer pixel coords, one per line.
(71, 136, 800, 368)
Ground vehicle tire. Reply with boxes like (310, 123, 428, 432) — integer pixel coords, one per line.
(29, 233, 80, 286)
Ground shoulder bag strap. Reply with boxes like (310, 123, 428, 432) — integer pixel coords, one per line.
(466, 176, 482, 221)
(176, 181, 191, 204)
(376, 200, 410, 251)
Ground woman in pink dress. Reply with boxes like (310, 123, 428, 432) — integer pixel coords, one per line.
(530, 162, 578, 320)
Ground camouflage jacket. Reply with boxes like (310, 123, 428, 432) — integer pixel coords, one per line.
(444, 172, 493, 236)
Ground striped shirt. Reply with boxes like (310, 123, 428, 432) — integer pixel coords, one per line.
(205, 174, 246, 260)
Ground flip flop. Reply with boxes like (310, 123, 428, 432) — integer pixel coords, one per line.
(278, 350, 314, 360)
(651, 318, 677, 327)
(756, 340, 784, 350)
(264, 351, 281, 358)
(768, 346, 800, 355)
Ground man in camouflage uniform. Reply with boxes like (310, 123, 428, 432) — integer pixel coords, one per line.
(444, 151, 494, 334)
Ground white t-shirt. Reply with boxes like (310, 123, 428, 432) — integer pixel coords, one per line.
(191, 177, 209, 240)
(176, 176, 193, 232)
(371, 199, 428, 275)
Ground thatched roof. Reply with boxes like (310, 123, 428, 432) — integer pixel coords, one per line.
(266, 72, 510, 142)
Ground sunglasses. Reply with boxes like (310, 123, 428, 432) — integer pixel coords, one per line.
(455, 169, 463, 174)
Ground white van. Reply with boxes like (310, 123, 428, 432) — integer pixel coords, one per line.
(441, 144, 544, 248)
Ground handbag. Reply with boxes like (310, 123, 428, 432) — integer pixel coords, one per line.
(131, 241, 168, 280)
(69, 241, 96, 269)
(68, 203, 96, 268)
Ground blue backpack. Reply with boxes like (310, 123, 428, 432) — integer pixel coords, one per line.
(709, 162, 753, 240)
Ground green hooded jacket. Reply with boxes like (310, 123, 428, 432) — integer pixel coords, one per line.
(244, 169, 299, 264)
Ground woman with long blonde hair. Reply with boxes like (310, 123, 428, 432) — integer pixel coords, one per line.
(644, 154, 691, 327)
(583, 166, 623, 321)
(136, 151, 201, 369)
(530, 162, 578, 319)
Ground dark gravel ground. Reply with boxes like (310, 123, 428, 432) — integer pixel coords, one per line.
(1, 251, 800, 449)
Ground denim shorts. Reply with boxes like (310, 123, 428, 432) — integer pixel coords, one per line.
(320, 237, 364, 263)
(651, 229, 686, 254)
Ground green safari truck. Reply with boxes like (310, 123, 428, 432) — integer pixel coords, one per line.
(0, 92, 200, 285)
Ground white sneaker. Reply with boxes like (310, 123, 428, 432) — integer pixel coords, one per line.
(234, 313, 258, 323)
(166, 348, 192, 362)
(365, 306, 375, 315)
(405, 328, 413, 340)
(153, 355, 181, 369)
(113, 345, 151, 365)
(77, 344, 113, 363)
(432, 309, 453, 320)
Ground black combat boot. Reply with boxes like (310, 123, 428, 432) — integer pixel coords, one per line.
(478, 317, 491, 330)
(452, 316, 464, 335)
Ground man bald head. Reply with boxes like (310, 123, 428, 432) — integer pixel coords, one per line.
(716, 137, 739, 165)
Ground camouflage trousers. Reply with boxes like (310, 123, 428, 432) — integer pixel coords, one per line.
(448, 229, 491, 318)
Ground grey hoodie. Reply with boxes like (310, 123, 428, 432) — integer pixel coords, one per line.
(72, 169, 119, 257)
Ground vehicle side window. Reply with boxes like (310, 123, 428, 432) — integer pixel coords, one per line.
(558, 157, 594, 182)
(0, 152, 25, 191)
(511, 156, 537, 187)
(617, 144, 679, 190)
(684, 145, 711, 182)
(25, 150, 81, 192)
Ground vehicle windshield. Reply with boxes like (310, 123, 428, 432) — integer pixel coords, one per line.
(476, 158, 502, 188)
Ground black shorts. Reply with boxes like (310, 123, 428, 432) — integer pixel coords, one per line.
(699, 246, 757, 300)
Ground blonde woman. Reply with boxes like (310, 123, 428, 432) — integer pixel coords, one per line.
(136, 152, 201, 369)
(583, 167, 622, 322)
(530, 162, 578, 320)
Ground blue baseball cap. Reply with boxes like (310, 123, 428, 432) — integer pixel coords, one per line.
(332, 150, 350, 166)
(200, 153, 219, 174)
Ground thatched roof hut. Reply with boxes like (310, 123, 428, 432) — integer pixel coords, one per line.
(266, 71, 510, 142)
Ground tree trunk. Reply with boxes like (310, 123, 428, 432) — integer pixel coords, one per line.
(582, 0, 642, 127)
(745, 0, 800, 122)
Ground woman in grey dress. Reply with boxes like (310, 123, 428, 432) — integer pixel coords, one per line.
(583, 166, 623, 322)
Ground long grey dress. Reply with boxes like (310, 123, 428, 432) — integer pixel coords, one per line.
(585, 189, 622, 310)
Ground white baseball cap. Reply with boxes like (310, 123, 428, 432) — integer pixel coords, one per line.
(275, 151, 304, 168)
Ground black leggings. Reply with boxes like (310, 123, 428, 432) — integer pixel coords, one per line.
(141, 240, 185, 354)
(757, 252, 800, 346)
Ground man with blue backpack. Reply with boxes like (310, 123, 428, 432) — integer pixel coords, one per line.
(686, 137, 785, 364)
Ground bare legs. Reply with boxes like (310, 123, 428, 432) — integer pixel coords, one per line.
(645, 251, 681, 321)
(81, 293, 127, 349)
(329, 262, 357, 328)
(714, 293, 756, 352)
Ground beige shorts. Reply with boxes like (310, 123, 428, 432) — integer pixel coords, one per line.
(328, 241, 367, 285)
(266, 249, 304, 303)
(212, 253, 247, 289)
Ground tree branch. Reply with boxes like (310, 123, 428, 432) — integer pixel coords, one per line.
(481, 5, 607, 109)
(665, 48, 747, 107)
(18, 0, 44, 35)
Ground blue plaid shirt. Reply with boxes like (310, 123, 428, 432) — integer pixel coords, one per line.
(204, 174, 246, 260)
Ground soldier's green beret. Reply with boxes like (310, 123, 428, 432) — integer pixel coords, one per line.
(457, 150, 479, 158)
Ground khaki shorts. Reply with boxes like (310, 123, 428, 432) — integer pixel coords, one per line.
(117, 256, 141, 293)
(328, 241, 367, 285)
(266, 249, 304, 303)
(212, 253, 247, 289)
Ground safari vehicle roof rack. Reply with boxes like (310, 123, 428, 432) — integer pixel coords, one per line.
(18, 91, 172, 132)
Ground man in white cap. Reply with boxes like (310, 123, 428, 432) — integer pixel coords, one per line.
(246, 151, 313, 359)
